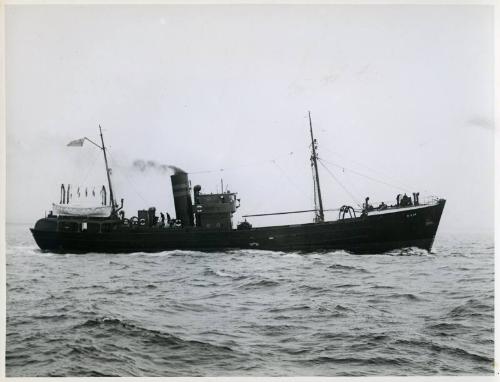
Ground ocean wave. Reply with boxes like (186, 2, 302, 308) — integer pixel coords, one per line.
(130, 250, 208, 258)
(6, 227, 494, 377)
(202, 268, 239, 279)
(301, 355, 409, 366)
(32, 314, 69, 321)
(228, 249, 279, 256)
(426, 322, 467, 332)
(198, 291, 236, 300)
(446, 299, 493, 318)
(386, 293, 422, 301)
(293, 284, 329, 293)
(269, 305, 311, 313)
(370, 285, 395, 289)
(280, 252, 303, 258)
(392, 338, 492, 363)
(256, 324, 308, 336)
(74, 317, 236, 354)
(425, 340, 490, 364)
(313, 249, 351, 256)
(328, 264, 368, 273)
(385, 247, 431, 256)
(60, 365, 120, 377)
(315, 304, 353, 317)
(165, 300, 212, 313)
(239, 279, 280, 289)
(335, 284, 360, 289)
(333, 304, 353, 312)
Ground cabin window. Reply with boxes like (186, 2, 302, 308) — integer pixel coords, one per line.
(216, 222, 221, 228)
(82, 222, 87, 231)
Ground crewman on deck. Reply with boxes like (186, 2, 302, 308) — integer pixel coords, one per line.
(397, 194, 401, 206)
(364, 197, 373, 211)
(401, 193, 412, 207)
(160, 212, 165, 227)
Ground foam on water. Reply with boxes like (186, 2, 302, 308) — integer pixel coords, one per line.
(6, 224, 494, 376)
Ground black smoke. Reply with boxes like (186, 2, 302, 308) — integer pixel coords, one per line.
(132, 160, 186, 174)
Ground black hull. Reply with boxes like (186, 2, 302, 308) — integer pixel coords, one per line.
(31, 200, 445, 254)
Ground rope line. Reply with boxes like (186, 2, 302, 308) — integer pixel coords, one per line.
(79, 150, 101, 184)
(243, 207, 362, 218)
(108, 153, 151, 206)
(319, 158, 410, 193)
(271, 160, 313, 205)
(188, 152, 296, 175)
(320, 146, 417, 192)
(318, 160, 362, 207)
(66, 148, 102, 199)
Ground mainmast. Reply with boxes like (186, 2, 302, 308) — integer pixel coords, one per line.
(99, 125, 116, 214)
(309, 111, 324, 222)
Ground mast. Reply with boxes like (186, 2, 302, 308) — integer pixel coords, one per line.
(309, 111, 324, 222)
(99, 125, 116, 214)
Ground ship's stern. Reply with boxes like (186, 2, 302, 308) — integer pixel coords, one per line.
(30, 217, 59, 251)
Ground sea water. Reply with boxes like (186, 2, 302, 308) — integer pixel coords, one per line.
(6, 223, 494, 376)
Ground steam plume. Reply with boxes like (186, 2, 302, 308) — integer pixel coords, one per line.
(132, 160, 186, 174)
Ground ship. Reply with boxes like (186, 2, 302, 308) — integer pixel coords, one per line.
(31, 113, 446, 254)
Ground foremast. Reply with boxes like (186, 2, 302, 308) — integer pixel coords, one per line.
(309, 111, 324, 222)
(98, 125, 116, 215)
(72, 126, 117, 215)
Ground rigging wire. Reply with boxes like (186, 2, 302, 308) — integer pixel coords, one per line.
(107, 153, 151, 206)
(331, 164, 364, 201)
(318, 160, 362, 207)
(271, 160, 314, 205)
(320, 146, 419, 192)
(84, 139, 421, 213)
(65, 148, 101, 202)
(79, 150, 101, 185)
(188, 151, 297, 175)
(319, 158, 410, 193)
(242, 206, 362, 218)
(116, 169, 151, 206)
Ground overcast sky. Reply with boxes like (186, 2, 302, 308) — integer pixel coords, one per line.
(6, 4, 494, 234)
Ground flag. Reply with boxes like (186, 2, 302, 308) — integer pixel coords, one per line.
(67, 138, 85, 147)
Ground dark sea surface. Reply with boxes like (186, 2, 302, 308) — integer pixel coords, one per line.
(6, 223, 494, 376)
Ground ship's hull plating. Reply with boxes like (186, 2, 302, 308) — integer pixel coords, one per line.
(30, 200, 445, 254)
